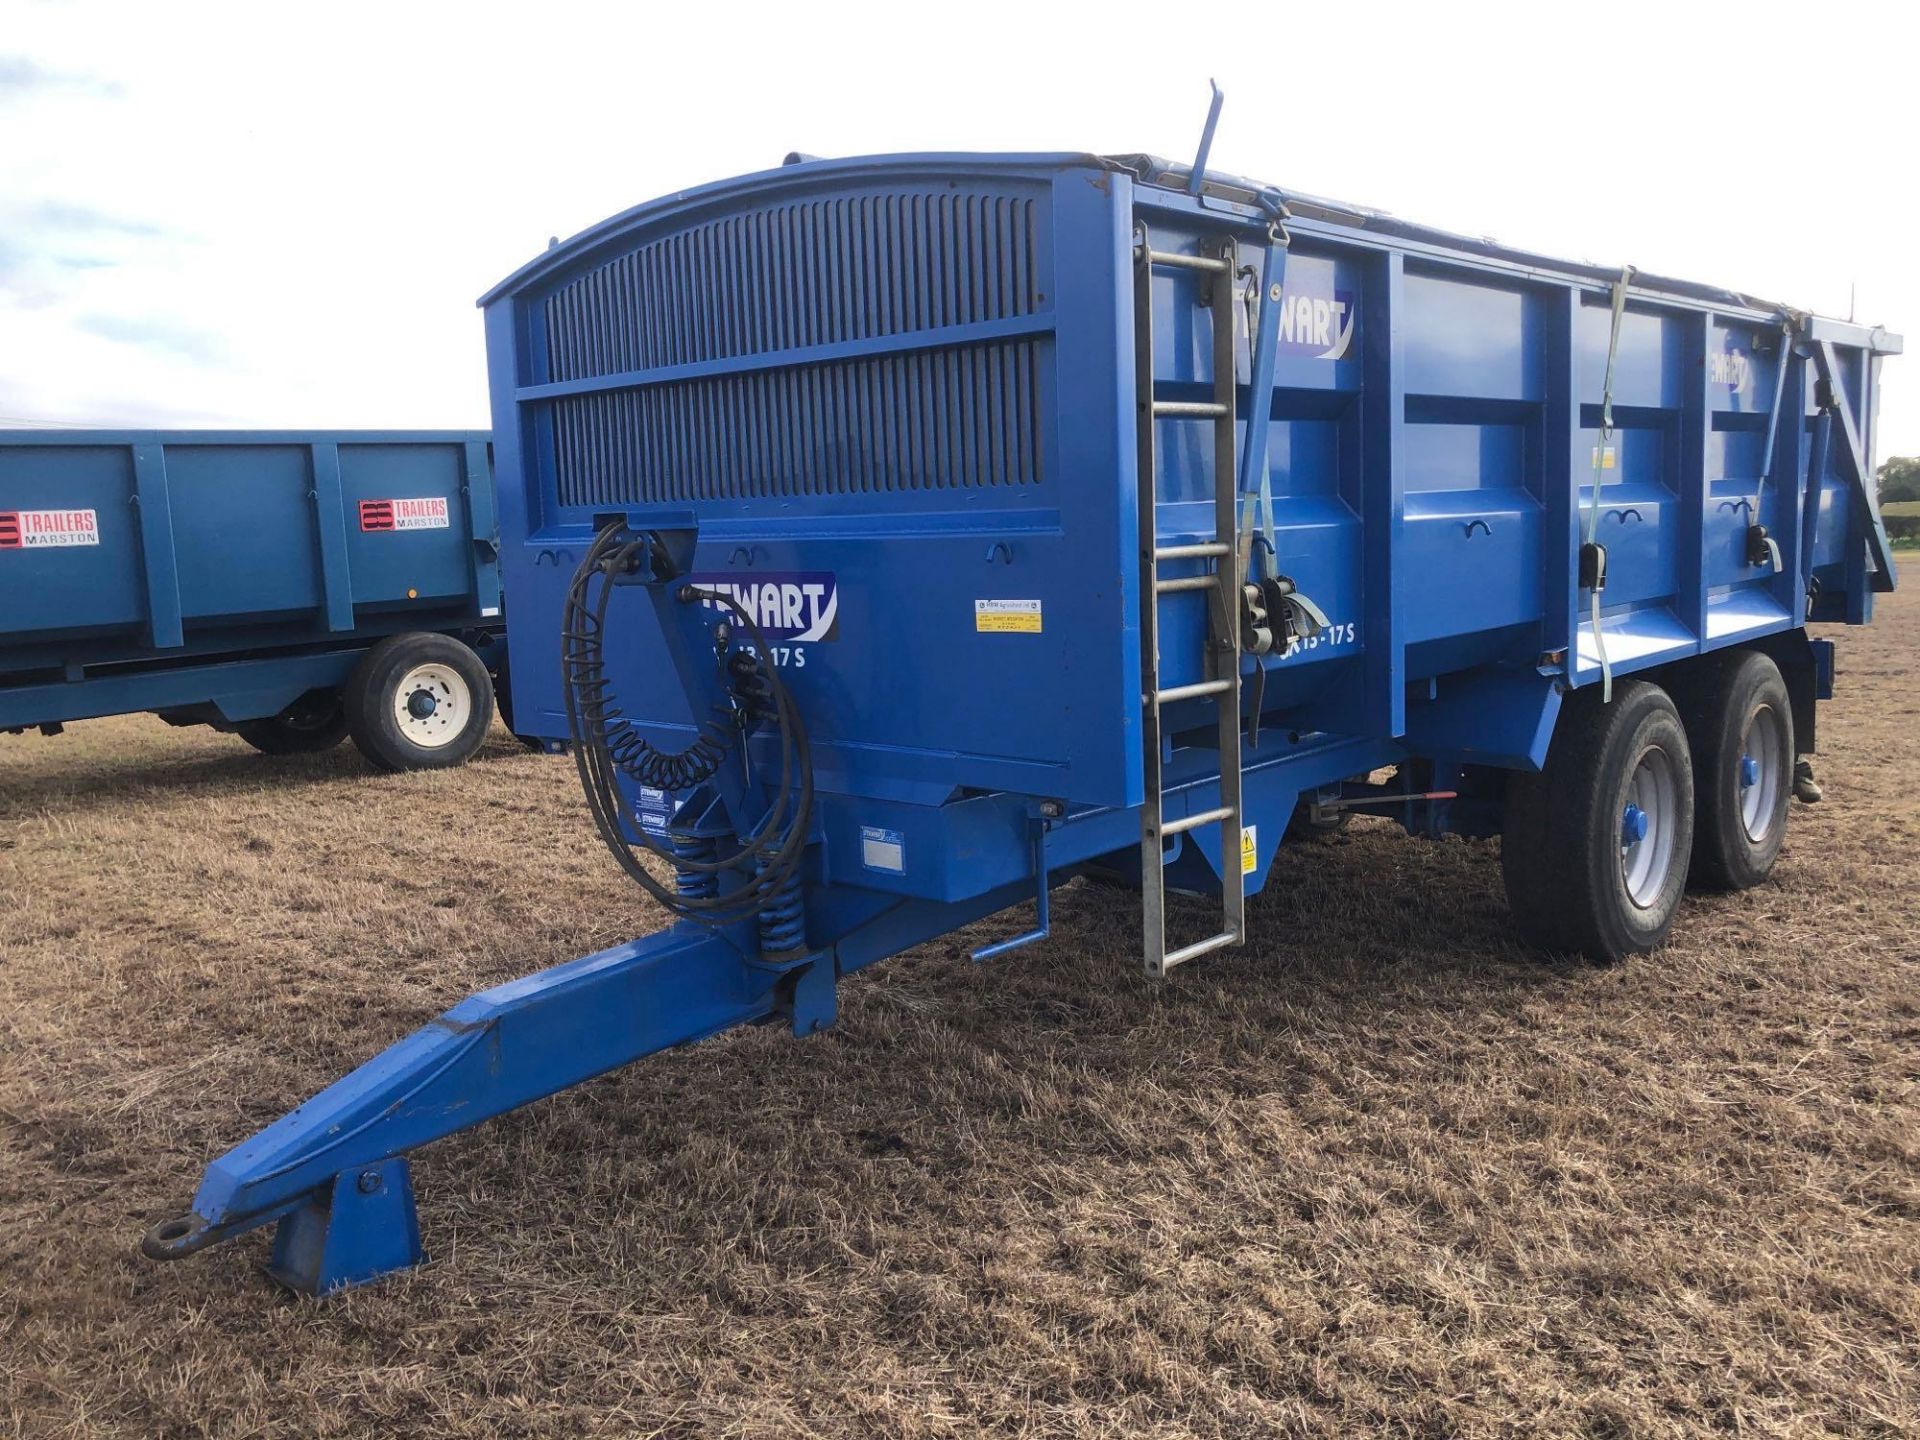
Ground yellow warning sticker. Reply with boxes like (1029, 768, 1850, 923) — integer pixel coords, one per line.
(1590, 444, 1617, 470)
(1240, 825, 1257, 875)
(975, 599, 1042, 634)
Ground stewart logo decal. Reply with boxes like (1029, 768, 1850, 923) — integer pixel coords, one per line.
(1709, 344, 1752, 394)
(687, 571, 839, 642)
(0, 508, 99, 548)
(359, 496, 450, 531)
(1274, 284, 1358, 361)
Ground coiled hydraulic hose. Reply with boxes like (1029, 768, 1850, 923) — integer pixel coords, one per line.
(562, 525, 813, 930)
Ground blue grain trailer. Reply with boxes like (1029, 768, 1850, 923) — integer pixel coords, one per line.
(145, 141, 1898, 1292)
(0, 430, 505, 770)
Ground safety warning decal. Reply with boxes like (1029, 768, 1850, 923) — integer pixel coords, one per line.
(633, 785, 674, 839)
(1240, 825, 1257, 876)
(359, 496, 450, 531)
(0, 509, 99, 548)
(861, 826, 906, 874)
(975, 598, 1042, 634)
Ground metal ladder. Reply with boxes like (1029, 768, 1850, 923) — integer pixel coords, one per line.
(1133, 226, 1246, 980)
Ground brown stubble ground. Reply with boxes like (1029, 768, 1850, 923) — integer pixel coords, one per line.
(1, 594, 1916, 1439)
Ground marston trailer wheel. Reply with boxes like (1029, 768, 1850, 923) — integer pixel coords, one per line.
(1671, 649, 1794, 892)
(344, 632, 494, 772)
(1503, 680, 1695, 962)
(235, 690, 348, 756)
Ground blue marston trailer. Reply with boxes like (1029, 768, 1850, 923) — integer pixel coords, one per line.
(0, 430, 504, 770)
(144, 142, 1898, 1292)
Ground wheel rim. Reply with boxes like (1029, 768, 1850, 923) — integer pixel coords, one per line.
(1738, 703, 1786, 844)
(391, 663, 469, 750)
(1619, 743, 1680, 909)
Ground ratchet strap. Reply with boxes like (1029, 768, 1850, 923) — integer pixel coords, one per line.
(1582, 265, 1635, 703)
(1235, 203, 1330, 651)
(1746, 317, 1795, 575)
(1236, 214, 1290, 584)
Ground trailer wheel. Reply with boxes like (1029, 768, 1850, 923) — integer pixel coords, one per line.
(1285, 801, 1351, 842)
(1671, 650, 1794, 892)
(236, 691, 348, 756)
(1502, 679, 1694, 962)
(345, 633, 494, 772)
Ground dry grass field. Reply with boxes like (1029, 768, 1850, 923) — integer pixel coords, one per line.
(3, 594, 1917, 1439)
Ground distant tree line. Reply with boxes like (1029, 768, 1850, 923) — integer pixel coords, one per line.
(1882, 457, 1920, 503)
(1880, 457, 1920, 543)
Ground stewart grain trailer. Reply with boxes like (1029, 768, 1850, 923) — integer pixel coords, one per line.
(144, 129, 1898, 1292)
(0, 430, 505, 770)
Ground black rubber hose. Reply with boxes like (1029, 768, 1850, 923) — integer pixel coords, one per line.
(561, 526, 812, 929)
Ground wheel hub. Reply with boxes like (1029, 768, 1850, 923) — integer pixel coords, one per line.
(1738, 706, 1785, 844)
(1618, 745, 1679, 910)
(390, 663, 470, 749)
(1620, 804, 1649, 847)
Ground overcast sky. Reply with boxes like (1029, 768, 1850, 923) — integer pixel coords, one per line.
(2, 0, 1914, 457)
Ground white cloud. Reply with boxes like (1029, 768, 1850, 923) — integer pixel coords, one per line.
(1, 0, 1913, 454)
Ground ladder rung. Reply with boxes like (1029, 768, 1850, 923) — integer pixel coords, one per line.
(1145, 249, 1231, 275)
(1154, 574, 1220, 595)
(1156, 542, 1230, 561)
(1153, 679, 1232, 705)
(1152, 401, 1229, 418)
(1161, 805, 1234, 837)
(1162, 930, 1240, 970)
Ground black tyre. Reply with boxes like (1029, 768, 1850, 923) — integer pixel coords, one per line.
(1502, 679, 1694, 962)
(344, 633, 494, 772)
(1669, 650, 1794, 892)
(1285, 801, 1351, 842)
(236, 691, 348, 756)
